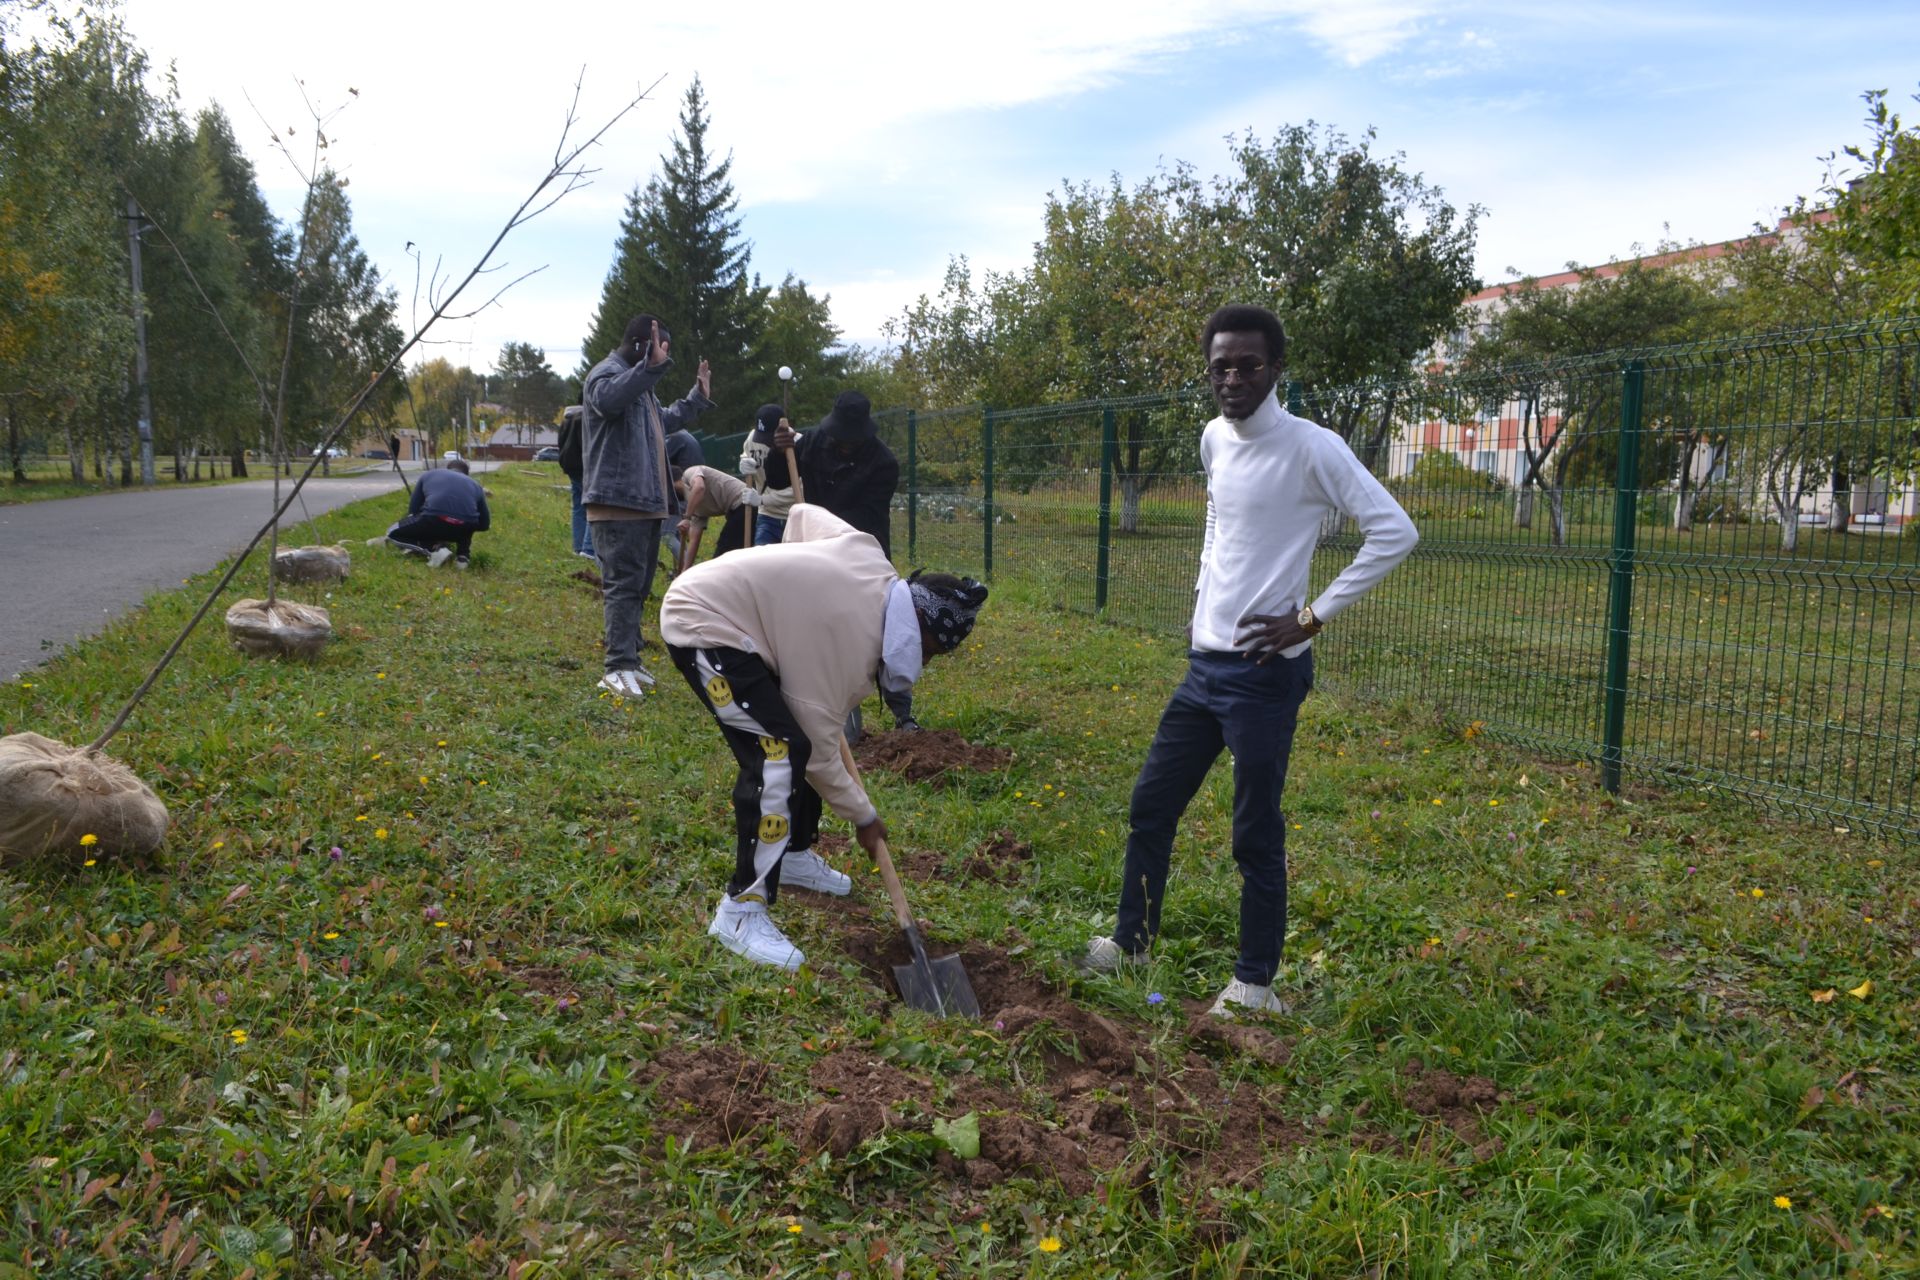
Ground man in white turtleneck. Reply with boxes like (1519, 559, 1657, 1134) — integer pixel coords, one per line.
(1083, 304, 1419, 1018)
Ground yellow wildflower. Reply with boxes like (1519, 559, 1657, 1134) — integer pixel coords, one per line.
(1038, 1236, 1062, 1254)
(79, 833, 98, 847)
(1773, 1195, 1792, 1210)
(323, 932, 340, 940)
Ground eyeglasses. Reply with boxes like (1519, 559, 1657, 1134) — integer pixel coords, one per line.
(1205, 359, 1269, 384)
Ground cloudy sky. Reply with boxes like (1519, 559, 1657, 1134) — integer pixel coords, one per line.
(116, 0, 1919, 377)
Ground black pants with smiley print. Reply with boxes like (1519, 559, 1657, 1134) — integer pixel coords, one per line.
(667, 644, 822, 905)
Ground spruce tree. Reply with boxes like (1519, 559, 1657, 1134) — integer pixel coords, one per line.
(578, 76, 765, 428)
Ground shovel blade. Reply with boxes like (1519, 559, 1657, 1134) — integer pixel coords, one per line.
(893, 953, 981, 1018)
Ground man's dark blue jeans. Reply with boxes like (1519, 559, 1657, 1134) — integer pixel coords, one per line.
(1113, 647, 1312, 985)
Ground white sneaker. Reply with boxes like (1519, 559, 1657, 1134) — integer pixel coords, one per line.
(454, 555, 470, 570)
(1079, 935, 1146, 974)
(598, 668, 655, 698)
(575, 551, 597, 561)
(427, 548, 453, 568)
(780, 848, 851, 896)
(1210, 978, 1290, 1018)
(707, 894, 805, 970)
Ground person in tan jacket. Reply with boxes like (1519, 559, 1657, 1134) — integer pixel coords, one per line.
(661, 504, 988, 969)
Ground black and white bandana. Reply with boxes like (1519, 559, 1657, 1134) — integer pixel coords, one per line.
(908, 570, 989, 654)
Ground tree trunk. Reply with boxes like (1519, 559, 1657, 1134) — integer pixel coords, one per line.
(6, 400, 23, 483)
(1119, 473, 1144, 534)
(1514, 486, 1535, 528)
(231, 447, 248, 478)
(1827, 453, 1851, 533)
(1777, 497, 1801, 552)
(1674, 488, 1698, 531)
(66, 423, 83, 481)
(1547, 485, 1567, 547)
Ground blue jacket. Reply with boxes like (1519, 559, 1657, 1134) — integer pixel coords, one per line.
(410, 468, 489, 529)
(581, 350, 714, 513)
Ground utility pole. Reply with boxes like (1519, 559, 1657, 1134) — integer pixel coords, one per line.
(124, 194, 156, 486)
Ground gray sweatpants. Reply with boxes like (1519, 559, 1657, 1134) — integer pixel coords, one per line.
(590, 517, 664, 671)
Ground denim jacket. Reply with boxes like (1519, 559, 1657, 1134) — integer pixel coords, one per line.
(580, 349, 714, 513)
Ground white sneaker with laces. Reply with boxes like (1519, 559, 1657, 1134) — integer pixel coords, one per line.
(1210, 978, 1290, 1018)
(780, 848, 851, 896)
(1079, 935, 1145, 974)
(427, 547, 453, 568)
(599, 668, 655, 698)
(707, 894, 805, 970)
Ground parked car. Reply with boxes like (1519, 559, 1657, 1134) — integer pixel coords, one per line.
(532, 446, 560, 462)
(363, 449, 391, 460)
(311, 445, 346, 458)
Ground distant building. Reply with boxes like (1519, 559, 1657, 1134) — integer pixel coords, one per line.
(1398, 212, 1909, 532)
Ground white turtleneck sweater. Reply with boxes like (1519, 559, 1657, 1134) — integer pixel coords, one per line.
(1192, 390, 1418, 658)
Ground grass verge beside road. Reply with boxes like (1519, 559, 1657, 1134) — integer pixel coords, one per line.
(1, 469, 1913, 1277)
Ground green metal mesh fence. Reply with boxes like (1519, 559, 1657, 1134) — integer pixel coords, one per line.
(858, 322, 1920, 838)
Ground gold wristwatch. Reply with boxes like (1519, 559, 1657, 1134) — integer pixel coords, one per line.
(1297, 604, 1323, 636)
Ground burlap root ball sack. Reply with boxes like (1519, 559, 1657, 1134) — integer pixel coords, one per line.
(0, 732, 170, 863)
(273, 544, 351, 584)
(224, 597, 333, 659)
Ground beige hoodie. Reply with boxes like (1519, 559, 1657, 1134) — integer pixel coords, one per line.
(659, 504, 894, 824)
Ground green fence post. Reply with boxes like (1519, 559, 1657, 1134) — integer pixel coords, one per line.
(906, 409, 918, 563)
(1286, 380, 1304, 415)
(982, 406, 995, 578)
(1096, 406, 1115, 612)
(1601, 361, 1646, 794)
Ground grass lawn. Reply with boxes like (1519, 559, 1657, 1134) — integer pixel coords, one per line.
(1, 469, 1914, 1277)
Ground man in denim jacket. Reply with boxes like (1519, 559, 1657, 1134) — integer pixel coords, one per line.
(581, 314, 714, 697)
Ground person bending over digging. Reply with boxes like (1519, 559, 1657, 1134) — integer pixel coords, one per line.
(674, 464, 764, 558)
(386, 458, 490, 568)
(661, 503, 988, 970)
(1082, 304, 1418, 1017)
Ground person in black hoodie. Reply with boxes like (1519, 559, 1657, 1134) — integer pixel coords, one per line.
(385, 458, 490, 567)
(774, 390, 918, 732)
(774, 390, 898, 556)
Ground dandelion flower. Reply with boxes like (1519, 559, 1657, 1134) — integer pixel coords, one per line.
(1750, 888, 1765, 899)
(1426, 936, 1441, 946)
(323, 931, 340, 940)
(79, 833, 98, 847)
(1555, 889, 1568, 897)
(1038, 1236, 1062, 1254)
(374, 828, 389, 839)
(356, 815, 368, 823)
(419, 776, 429, 786)
(376, 673, 386, 680)
(1488, 799, 1499, 807)
(787, 1223, 803, 1234)
(83, 858, 97, 867)
(433, 921, 450, 929)
(1773, 1195, 1792, 1210)
(212, 839, 225, 850)
(980, 1222, 993, 1234)
(229, 1029, 248, 1045)
(1505, 892, 1517, 900)
(1431, 798, 1444, 806)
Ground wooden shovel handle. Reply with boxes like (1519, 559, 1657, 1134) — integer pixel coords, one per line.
(785, 446, 804, 505)
(840, 738, 913, 931)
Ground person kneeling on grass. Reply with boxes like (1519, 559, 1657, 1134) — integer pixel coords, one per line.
(386, 458, 490, 568)
(661, 503, 988, 970)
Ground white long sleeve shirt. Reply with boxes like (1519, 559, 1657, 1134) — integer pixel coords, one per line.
(1192, 390, 1418, 658)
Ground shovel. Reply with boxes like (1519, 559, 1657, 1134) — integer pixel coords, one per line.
(840, 739, 979, 1017)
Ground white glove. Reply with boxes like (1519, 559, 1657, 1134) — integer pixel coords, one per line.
(737, 452, 761, 476)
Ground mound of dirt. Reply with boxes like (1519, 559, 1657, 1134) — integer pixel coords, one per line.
(832, 924, 1315, 1194)
(570, 569, 604, 595)
(896, 831, 1033, 885)
(853, 729, 1009, 784)
(1399, 1058, 1507, 1162)
(636, 1045, 783, 1150)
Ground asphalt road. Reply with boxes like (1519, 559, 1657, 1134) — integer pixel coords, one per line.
(0, 468, 417, 680)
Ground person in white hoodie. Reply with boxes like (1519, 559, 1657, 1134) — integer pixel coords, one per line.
(661, 504, 988, 970)
(1082, 305, 1418, 1018)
